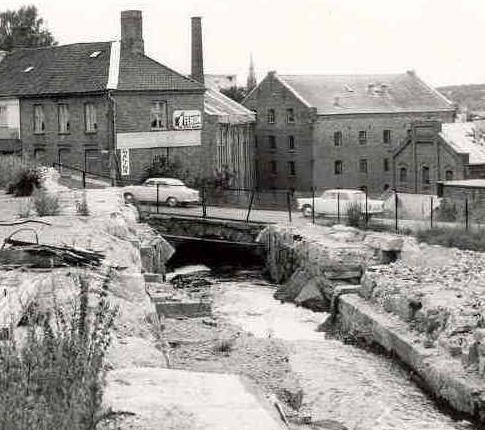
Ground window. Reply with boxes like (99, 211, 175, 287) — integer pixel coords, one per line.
(334, 131, 342, 146)
(383, 129, 392, 144)
(268, 135, 276, 150)
(33, 105, 45, 134)
(0, 105, 7, 127)
(288, 135, 295, 151)
(151, 101, 168, 130)
(288, 161, 296, 176)
(270, 160, 277, 175)
(399, 167, 408, 182)
(422, 166, 430, 184)
(359, 159, 368, 174)
(254, 136, 258, 148)
(58, 104, 70, 134)
(383, 158, 390, 172)
(267, 109, 275, 124)
(334, 160, 343, 175)
(286, 108, 295, 123)
(84, 103, 97, 133)
(445, 170, 454, 181)
(358, 130, 367, 145)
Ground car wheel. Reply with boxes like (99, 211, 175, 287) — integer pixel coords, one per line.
(124, 192, 135, 203)
(302, 205, 313, 217)
(166, 197, 178, 207)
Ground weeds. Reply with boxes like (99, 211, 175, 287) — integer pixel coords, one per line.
(0, 156, 41, 197)
(346, 202, 365, 228)
(76, 192, 90, 216)
(416, 227, 485, 252)
(17, 199, 32, 218)
(32, 188, 60, 216)
(0, 272, 118, 430)
(213, 338, 234, 355)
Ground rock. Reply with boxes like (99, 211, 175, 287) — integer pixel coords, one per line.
(276, 382, 304, 411)
(294, 279, 329, 312)
(274, 269, 310, 302)
(364, 233, 404, 252)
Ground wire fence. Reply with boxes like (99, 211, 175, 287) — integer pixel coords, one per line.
(51, 163, 485, 231)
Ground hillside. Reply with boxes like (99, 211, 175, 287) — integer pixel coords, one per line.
(437, 84, 485, 113)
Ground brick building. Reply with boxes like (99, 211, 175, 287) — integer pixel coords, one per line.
(243, 71, 455, 193)
(394, 121, 485, 193)
(0, 11, 255, 187)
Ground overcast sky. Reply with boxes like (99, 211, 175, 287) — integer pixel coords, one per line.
(2, 0, 484, 87)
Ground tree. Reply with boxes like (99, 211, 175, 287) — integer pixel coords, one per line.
(220, 85, 247, 103)
(0, 5, 56, 51)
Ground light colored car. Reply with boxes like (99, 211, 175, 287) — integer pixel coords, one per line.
(122, 178, 199, 207)
(297, 189, 385, 218)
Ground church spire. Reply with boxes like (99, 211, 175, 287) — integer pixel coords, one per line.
(247, 53, 257, 92)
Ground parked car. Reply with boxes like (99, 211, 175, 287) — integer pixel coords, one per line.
(297, 189, 385, 217)
(122, 178, 199, 207)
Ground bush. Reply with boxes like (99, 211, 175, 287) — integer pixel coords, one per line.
(0, 156, 41, 197)
(435, 198, 459, 222)
(75, 192, 90, 216)
(346, 202, 365, 228)
(0, 272, 118, 430)
(416, 227, 485, 252)
(32, 189, 60, 216)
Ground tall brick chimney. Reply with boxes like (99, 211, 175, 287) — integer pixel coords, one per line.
(121, 10, 144, 55)
(191, 17, 204, 84)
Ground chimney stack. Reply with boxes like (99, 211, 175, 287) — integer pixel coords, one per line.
(191, 17, 204, 84)
(121, 10, 144, 55)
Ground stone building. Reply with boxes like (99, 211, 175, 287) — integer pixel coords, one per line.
(243, 71, 455, 193)
(0, 11, 255, 187)
(394, 121, 485, 193)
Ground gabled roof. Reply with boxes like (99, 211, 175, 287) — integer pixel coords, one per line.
(440, 122, 485, 165)
(0, 41, 203, 97)
(272, 72, 454, 115)
(204, 88, 255, 124)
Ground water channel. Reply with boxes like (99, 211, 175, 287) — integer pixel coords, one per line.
(209, 271, 477, 430)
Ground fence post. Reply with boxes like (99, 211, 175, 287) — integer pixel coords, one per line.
(365, 188, 368, 228)
(156, 184, 160, 214)
(82, 171, 86, 189)
(287, 191, 292, 223)
(430, 196, 433, 229)
(465, 197, 469, 231)
(246, 188, 256, 222)
(394, 189, 398, 232)
(202, 186, 207, 218)
(312, 187, 316, 224)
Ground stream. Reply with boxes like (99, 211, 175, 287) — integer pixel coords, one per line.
(211, 272, 476, 430)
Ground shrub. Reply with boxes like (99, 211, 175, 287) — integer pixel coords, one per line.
(0, 156, 41, 197)
(416, 227, 485, 252)
(32, 189, 60, 216)
(0, 272, 118, 430)
(346, 202, 365, 228)
(435, 198, 459, 222)
(75, 192, 90, 216)
(213, 339, 234, 355)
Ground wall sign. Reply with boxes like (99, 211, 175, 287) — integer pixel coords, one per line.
(173, 110, 202, 130)
(120, 148, 130, 176)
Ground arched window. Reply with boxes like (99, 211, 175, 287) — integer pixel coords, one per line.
(399, 167, 407, 182)
(422, 166, 430, 184)
(445, 170, 453, 181)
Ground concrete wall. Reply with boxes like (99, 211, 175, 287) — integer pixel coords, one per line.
(244, 74, 314, 191)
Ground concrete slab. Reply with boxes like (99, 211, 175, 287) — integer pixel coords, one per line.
(105, 367, 285, 430)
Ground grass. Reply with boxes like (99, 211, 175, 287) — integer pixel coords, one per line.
(416, 227, 485, 252)
(0, 272, 118, 430)
(32, 189, 60, 216)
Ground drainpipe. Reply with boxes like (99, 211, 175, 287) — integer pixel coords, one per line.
(107, 90, 119, 184)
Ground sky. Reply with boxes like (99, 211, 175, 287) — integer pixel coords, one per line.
(2, 0, 485, 87)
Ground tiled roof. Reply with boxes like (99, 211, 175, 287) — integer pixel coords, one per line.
(0, 42, 204, 97)
(0, 42, 111, 96)
(276, 72, 454, 115)
(440, 122, 485, 165)
(204, 88, 255, 124)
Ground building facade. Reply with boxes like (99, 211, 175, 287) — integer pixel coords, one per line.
(244, 71, 456, 193)
(0, 11, 255, 188)
(394, 121, 485, 194)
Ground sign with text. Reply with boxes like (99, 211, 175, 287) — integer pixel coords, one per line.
(173, 110, 202, 130)
(120, 148, 130, 176)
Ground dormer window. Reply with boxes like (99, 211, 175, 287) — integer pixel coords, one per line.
(23, 66, 34, 73)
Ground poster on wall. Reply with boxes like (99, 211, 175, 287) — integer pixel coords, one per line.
(173, 110, 202, 130)
(120, 148, 130, 176)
